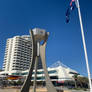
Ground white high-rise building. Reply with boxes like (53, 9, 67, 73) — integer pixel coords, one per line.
(3, 35, 32, 72)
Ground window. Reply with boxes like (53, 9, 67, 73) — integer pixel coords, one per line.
(48, 70, 57, 74)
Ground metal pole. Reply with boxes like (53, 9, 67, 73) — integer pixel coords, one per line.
(76, 0, 92, 91)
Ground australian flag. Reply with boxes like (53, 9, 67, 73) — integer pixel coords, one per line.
(66, 0, 76, 23)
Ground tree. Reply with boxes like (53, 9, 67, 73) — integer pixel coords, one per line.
(73, 74, 78, 88)
(16, 80, 23, 86)
(73, 74, 89, 89)
(78, 76, 89, 88)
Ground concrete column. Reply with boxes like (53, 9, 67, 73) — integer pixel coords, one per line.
(33, 56, 38, 92)
(40, 42, 57, 92)
(20, 30, 37, 92)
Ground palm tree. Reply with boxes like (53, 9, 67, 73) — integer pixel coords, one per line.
(73, 74, 78, 88)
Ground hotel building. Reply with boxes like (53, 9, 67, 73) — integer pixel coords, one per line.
(3, 35, 32, 72)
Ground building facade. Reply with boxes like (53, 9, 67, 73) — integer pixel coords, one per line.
(3, 35, 32, 72)
(1, 61, 79, 82)
(20, 65, 78, 82)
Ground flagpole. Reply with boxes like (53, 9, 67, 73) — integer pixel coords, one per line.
(76, 0, 92, 91)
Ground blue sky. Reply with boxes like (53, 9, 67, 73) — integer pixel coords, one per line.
(0, 0, 92, 77)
